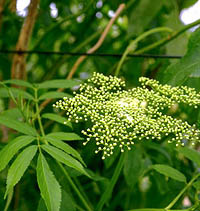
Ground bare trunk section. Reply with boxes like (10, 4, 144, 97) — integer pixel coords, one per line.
(11, 0, 40, 80)
(0, 0, 6, 31)
(9, 0, 16, 12)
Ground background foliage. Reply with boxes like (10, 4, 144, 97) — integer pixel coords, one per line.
(0, 0, 200, 210)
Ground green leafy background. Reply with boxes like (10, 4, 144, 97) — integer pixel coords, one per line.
(0, 0, 200, 210)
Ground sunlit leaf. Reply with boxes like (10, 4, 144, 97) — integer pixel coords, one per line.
(4, 79, 34, 88)
(45, 136, 85, 166)
(46, 132, 83, 141)
(0, 108, 23, 120)
(0, 115, 37, 136)
(0, 135, 35, 172)
(41, 145, 89, 176)
(42, 113, 72, 128)
(162, 27, 200, 85)
(38, 92, 71, 100)
(0, 87, 34, 100)
(37, 79, 79, 89)
(37, 152, 61, 211)
(5, 145, 38, 198)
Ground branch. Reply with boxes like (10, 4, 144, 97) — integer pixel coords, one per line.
(67, 3, 125, 80)
(11, 0, 40, 80)
(39, 3, 125, 111)
(135, 19, 200, 54)
(0, 0, 6, 31)
(115, 27, 173, 76)
(9, 0, 16, 12)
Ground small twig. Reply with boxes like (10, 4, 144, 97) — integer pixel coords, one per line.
(135, 18, 200, 54)
(67, 3, 125, 80)
(0, 125, 8, 142)
(39, 3, 125, 111)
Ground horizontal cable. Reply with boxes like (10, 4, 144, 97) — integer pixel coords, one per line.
(0, 49, 183, 59)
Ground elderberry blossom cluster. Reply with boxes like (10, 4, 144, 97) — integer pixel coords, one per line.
(53, 72, 200, 159)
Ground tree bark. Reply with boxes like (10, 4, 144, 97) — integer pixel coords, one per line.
(0, 0, 6, 31)
(9, 0, 16, 12)
(11, 0, 40, 80)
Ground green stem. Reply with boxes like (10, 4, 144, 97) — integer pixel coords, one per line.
(165, 173, 200, 210)
(34, 88, 45, 138)
(57, 162, 93, 211)
(74, 177, 93, 209)
(135, 19, 200, 54)
(115, 27, 173, 76)
(95, 152, 126, 211)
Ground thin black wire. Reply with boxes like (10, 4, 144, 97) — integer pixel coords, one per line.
(0, 49, 183, 59)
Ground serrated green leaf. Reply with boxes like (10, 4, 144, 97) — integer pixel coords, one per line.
(162, 27, 200, 86)
(5, 145, 38, 198)
(37, 79, 79, 89)
(37, 153, 61, 211)
(0, 87, 34, 100)
(45, 136, 85, 166)
(41, 145, 88, 176)
(37, 190, 76, 211)
(1, 108, 22, 120)
(42, 113, 72, 128)
(0, 115, 37, 136)
(152, 164, 186, 183)
(177, 147, 200, 167)
(46, 132, 83, 141)
(0, 135, 35, 172)
(4, 79, 34, 88)
(38, 92, 71, 100)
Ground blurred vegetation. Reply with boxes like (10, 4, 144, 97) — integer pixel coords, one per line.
(0, 0, 200, 210)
